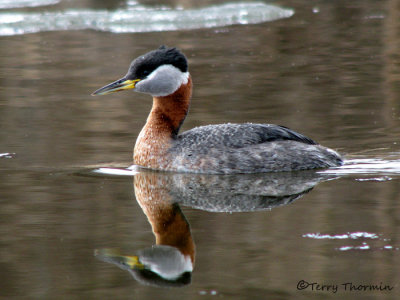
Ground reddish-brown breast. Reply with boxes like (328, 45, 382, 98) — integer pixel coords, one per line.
(134, 76, 192, 170)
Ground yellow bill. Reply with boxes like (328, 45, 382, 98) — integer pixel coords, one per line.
(91, 78, 140, 96)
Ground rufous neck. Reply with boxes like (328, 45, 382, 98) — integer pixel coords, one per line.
(147, 75, 192, 136)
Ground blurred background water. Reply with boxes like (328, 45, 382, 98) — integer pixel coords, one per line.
(1, 0, 400, 299)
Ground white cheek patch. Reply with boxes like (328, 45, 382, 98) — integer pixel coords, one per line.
(135, 65, 189, 97)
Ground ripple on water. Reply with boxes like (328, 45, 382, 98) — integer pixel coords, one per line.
(0, 0, 60, 9)
(92, 166, 140, 176)
(303, 232, 399, 251)
(319, 157, 400, 177)
(0, 2, 294, 36)
(0, 152, 16, 159)
(302, 232, 380, 240)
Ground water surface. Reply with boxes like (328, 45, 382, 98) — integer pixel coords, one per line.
(0, 1, 293, 35)
(1, 0, 400, 299)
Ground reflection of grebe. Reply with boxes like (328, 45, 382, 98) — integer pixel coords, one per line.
(95, 172, 195, 287)
(94, 170, 332, 286)
(92, 46, 343, 174)
(134, 172, 195, 265)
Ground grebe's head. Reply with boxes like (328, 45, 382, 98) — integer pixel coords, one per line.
(92, 46, 189, 97)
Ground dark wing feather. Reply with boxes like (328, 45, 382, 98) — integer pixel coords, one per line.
(262, 125, 317, 145)
(173, 123, 317, 153)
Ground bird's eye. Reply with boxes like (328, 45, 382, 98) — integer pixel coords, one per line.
(142, 70, 149, 76)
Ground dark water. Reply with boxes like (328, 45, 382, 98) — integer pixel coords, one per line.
(1, 0, 400, 299)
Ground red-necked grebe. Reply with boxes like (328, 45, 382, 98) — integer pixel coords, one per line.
(92, 46, 343, 174)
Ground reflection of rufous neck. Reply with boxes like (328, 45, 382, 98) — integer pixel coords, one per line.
(134, 173, 195, 264)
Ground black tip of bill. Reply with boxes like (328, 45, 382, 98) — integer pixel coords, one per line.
(91, 78, 139, 96)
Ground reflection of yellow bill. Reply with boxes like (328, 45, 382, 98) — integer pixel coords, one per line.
(92, 78, 141, 96)
(123, 255, 144, 269)
(95, 248, 144, 270)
